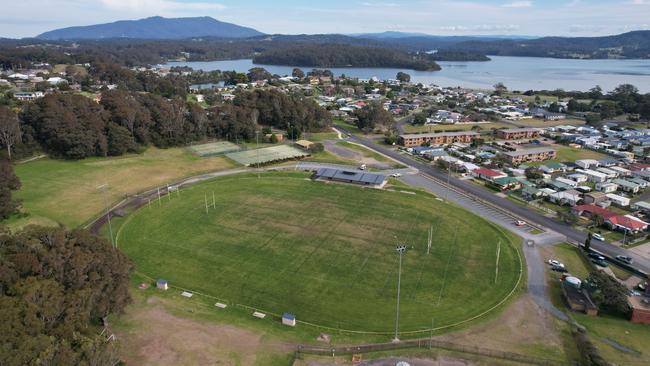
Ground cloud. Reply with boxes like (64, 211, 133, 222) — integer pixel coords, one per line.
(630, 0, 648, 4)
(100, 0, 225, 13)
(501, 1, 532, 7)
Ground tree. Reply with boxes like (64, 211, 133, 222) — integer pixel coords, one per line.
(354, 102, 394, 133)
(493, 82, 508, 95)
(396, 72, 411, 83)
(0, 106, 21, 159)
(308, 142, 324, 153)
(0, 158, 20, 219)
(588, 85, 603, 100)
(291, 68, 305, 79)
(246, 67, 272, 81)
(584, 233, 592, 251)
(412, 112, 427, 125)
(587, 270, 632, 317)
(0, 226, 132, 365)
(559, 211, 579, 225)
(524, 167, 543, 181)
(591, 214, 605, 229)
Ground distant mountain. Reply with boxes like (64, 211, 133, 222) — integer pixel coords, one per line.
(446, 30, 650, 59)
(36, 16, 264, 40)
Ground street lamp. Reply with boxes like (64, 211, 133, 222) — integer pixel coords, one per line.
(393, 244, 407, 342)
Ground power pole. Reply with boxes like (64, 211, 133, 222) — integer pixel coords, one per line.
(393, 244, 407, 342)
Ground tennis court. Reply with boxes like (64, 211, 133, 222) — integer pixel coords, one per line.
(188, 141, 242, 157)
(226, 145, 309, 166)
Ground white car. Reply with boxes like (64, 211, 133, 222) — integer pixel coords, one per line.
(515, 220, 526, 227)
(548, 259, 565, 268)
(591, 233, 605, 241)
(390, 173, 402, 178)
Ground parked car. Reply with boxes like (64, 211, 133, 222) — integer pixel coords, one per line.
(548, 259, 565, 268)
(637, 281, 647, 291)
(592, 258, 609, 267)
(515, 220, 527, 227)
(551, 265, 568, 273)
(616, 255, 633, 264)
(588, 253, 605, 261)
(591, 233, 605, 241)
(359, 164, 367, 170)
(390, 173, 402, 178)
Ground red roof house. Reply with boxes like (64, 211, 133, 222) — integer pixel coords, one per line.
(472, 168, 507, 182)
(606, 215, 649, 233)
(572, 204, 616, 219)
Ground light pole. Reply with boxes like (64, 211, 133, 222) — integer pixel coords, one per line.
(98, 183, 115, 248)
(393, 244, 407, 342)
(256, 130, 260, 178)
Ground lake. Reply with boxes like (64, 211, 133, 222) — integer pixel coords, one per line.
(166, 56, 650, 93)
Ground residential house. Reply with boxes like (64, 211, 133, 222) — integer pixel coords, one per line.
(596, 182, 618, 193)
(583, 192, 609, 205)
(612, 179, 640, 194)
(629, 177, 649, 189)
(572, 204, 616, 219)
(606, 193, 631, 207)
(493, 176, 521, 190)
(556, 177, 578, 188)
(631, 201, 650, 213)
(596, 167, 619, 179)
(549, 189, 582, 206)
(580, 169, 608, 183)
(606, 215, 649, 233)
(567, 173, 588, 183)
(472, 168, 507, 182)
(576, 159, 600, 169)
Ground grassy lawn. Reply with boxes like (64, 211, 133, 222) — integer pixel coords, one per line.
(551, 145, 608, 163)
(403, 122, 510, 134)
(505, 93, 561, 103)
(118, 171, 522, 334)
(302, 131, 339, 142)
(510, 118, 586, 128)
(10, 147, 235, 229)
(548, 243, 592, 279)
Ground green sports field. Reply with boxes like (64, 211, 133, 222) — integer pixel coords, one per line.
(118, 171, 522, 334)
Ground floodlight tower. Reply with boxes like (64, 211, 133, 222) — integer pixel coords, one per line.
(393, 244, 407, 342)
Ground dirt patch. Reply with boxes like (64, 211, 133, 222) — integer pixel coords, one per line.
(438, 295, 564, 358)
(115, 297, 272, 366)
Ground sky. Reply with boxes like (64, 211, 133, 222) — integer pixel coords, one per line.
(1, 0, 649, 38)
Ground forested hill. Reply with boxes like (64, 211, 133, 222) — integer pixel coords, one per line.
(252, 44, 441, 71)
(446, 30, 650, 59)
(37, 16, 264, 40)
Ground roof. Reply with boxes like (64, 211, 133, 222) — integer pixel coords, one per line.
(573, 204, 616, 218)
(607, 215, 649, 230)
(544, 162, 564, 169)
(502, 147, 556, 157)
(295, 140, 314, 148)
(494, 176, 519, 185)
(633, 201, 650, 210)
(282, 313, 295, 320)
(498, 127, 540, 133)
(612, 179, 640, 188)
(314, 168, 386, 185)
(473, 167, 505, 178)
(399, 131, 479, 139)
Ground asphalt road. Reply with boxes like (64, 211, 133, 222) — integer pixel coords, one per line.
(338, 128, 650, 275)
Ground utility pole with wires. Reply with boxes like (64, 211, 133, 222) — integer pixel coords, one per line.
(157, 187, 161, 206)
(97, 184, 115, 248)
